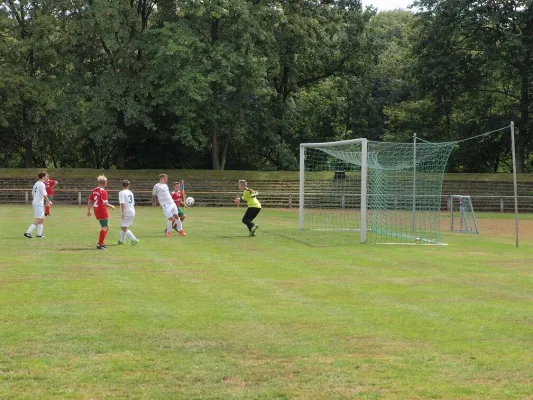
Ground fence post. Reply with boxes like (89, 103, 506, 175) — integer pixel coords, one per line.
(447, 195, 451, 211)
(78, 192, 82, 205)
(500, 198, 504, 213)
(25, 191, 29, 204)
(341, 195, 345, 209)
(288, 194, 292, 209)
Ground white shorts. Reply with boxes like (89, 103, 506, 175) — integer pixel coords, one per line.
(121, 215, 135, 228)
(33, 205, 45, 219)
(162, 203, 178, 219)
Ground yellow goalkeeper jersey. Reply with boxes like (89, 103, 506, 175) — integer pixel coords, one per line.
(241, 188, 261, 208)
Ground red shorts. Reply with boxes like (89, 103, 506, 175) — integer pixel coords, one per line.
(94, 208, 109, 221)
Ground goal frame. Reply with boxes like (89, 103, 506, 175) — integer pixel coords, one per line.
(449, 195, 479, 234)
(299, 138, 368, 243)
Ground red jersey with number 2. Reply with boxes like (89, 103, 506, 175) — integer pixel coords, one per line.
(45, 180, 57, 196)
(171, 191, 183, 207)
(90, 187, 109, 220)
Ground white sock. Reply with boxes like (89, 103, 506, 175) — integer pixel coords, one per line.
(37, 225, 43, 236)
(27, 224, 37, 233)
(120, 230, 126, 242)
(174, 218, 182, 231)
(167, 220, 173, 232)
(126, 230, 137, 241)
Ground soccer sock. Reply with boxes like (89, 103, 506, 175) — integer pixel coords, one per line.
(27, 224, 37, 233)
(166, 220, 173, 233)
(174, 218, 183, 231)
(45, 205, 50, 215)
(98, 230, 107, 245)
(126, 230, 137, 241)
(37, 224, 44, 236)
(120, 230, 126, 243)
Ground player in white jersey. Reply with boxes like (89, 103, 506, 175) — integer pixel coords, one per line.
(24, 171, 52, 238)
(152, 173, 182, 237)
(117, 180, 139, 246)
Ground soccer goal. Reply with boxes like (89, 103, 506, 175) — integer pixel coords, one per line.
(449, 195, 479, 234)
(299, 138, 456, 244)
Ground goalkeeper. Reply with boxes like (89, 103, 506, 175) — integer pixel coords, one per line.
(234, 180, 261, 236)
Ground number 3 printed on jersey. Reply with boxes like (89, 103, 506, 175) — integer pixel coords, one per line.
(128, 195, 133, 204)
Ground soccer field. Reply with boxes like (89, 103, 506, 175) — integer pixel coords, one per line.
(1, 206, 533, 399)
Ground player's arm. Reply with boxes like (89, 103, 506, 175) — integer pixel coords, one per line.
(87, 196, 92, 217)
(101, 191, 115, 211)
(119, 193, 125, 218)
(44, 194, 52, 206)
(180, 198, 188, 208)
(180, 180, 185, 205)
(234, 191, 245, 206)
(152, 186, 158, 207)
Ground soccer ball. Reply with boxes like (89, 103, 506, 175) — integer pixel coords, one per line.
(185, 197, 195, 207)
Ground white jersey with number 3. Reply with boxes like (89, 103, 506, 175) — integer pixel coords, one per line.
(32, 181, 47, 206)
(119, 189, 136, 217)
(152, 183, 173, 206)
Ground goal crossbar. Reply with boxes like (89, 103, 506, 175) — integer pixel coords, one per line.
(299, 138, 456, 244)
(299, 139, 367, 243)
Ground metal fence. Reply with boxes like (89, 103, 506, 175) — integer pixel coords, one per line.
(2, 188, 533, 212)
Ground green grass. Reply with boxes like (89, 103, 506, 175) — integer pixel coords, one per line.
(1, 206, 533, 399)
(1, 168, 532, 182)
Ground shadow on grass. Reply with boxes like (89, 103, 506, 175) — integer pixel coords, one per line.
(58, 247, 96, 251)
(59, 243, 122, 251)
(261, 230, 318, 248)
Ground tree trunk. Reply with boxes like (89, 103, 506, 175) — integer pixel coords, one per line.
(24, 138, 33, 168)
(517, 62, 530, 173)
(211, 123, 221, 170)
(220, 136, 230, 171)
(116, 111, 127, 169)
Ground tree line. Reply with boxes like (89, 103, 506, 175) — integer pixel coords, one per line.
(1, 0, 532, 172)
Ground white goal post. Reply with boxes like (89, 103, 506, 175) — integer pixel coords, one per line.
(299, 138, 368, 243)
(299, 137, 457, 245)
(449, 195, 479, 234)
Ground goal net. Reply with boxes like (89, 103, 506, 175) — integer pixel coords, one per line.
(449, 195, 479, 234)
(299, 138, 456, 244)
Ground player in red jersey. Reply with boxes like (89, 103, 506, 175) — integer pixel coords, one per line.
(87, 175, 115, 250)
(44, 178, 58, 216)
(171, 182, 187, 235)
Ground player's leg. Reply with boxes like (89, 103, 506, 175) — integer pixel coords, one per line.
(172, 208, 185, 230)
(249, 208, 261, 236)
(123, 216, 138, 244)
(173, 209, 185, 236)
(37, 217, 45, 237)
(162, 204, 174, 236)
(242, 208, 256, 233)
(118, 226, 127, 244)
(166, 217, 174, 236)
(45, 196, 54, 216)
(97, 219, 109, 249)
(25, 206, 44, 238)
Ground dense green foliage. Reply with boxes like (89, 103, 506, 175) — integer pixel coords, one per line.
(1, 1, 532, 171)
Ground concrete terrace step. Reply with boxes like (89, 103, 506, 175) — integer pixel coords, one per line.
(2, 178, 533, 196)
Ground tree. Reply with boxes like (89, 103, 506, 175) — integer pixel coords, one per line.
(150, 0, 269, 170)
(414, 0, 533, 172)
(0, 0, 64, 167)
